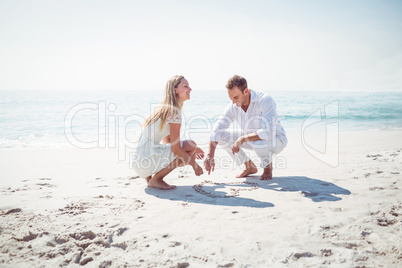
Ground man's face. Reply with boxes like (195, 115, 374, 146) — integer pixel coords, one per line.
(228, 87, 247, 107)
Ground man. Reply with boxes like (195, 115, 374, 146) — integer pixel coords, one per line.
(204, 75, 287, 180)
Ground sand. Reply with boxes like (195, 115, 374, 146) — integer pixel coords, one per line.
(0, 130, 401, 267)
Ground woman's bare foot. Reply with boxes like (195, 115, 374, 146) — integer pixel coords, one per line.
(260, 163, 273, 180)
(236, 160, 258, 178)
(146, 164, 176, 190)
(148, 178, 176, 190)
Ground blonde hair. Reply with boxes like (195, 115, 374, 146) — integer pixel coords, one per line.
(143, 75, 184, 130)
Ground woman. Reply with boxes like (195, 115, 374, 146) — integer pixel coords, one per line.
(133, 75, 204, 190)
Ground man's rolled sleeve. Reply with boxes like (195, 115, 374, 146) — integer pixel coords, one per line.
(256, 128, 269, 141)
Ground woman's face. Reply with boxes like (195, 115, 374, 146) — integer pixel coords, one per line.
(175, 78, 192, 104)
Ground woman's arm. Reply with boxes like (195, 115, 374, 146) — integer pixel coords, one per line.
(169, 123, 196, 167)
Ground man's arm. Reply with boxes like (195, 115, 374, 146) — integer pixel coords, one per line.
(232, 96, 279, 154)
(232, 132, 261, 154)
(205, 104, 234, 175)
(209, 104, 234, 143)
(204, 141, 218, 175)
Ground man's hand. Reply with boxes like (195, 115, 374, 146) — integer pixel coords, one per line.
(204, 155, 215, 175)
(232, 136, 244, 154)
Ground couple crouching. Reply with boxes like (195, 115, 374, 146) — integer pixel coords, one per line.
(132, 75, 287, 190)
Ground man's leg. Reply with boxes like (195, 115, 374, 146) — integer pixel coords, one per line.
(252, 137, 286, 180)
(216, 131, 258, 177)
(260, 162, 273, 180)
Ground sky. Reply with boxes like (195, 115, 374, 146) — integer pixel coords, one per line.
(0, 0, 401, 91)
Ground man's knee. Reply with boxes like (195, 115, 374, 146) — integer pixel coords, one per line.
(251, 140, 270, 151)
(214, 131, 238, 147)
(252, 138, 284, 154)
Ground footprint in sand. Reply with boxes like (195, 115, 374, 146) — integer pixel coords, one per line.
(292, 252, 314, 259)
(320, 249, 333, 257)
(366, 154, 382, 158)
(3, 208, 22, 215)
(33, 178, 56, 189)
(369, 187, 385, 191)
(12, 231, 38, 242)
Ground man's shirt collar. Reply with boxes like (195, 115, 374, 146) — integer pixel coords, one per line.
(250, 89, 258, 103)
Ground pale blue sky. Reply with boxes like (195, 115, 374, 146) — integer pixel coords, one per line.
(0, 0, 401, 91)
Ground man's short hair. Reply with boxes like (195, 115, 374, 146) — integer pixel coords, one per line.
(226, 75, 248, 92)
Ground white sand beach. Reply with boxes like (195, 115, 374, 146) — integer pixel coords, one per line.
(0, 130, 401, 267)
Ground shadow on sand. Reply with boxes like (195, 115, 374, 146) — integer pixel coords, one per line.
(145, 176, 351, 208)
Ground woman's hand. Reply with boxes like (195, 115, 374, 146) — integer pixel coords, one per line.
(193, 163, 204, 176)
(195, 147, 204, 159)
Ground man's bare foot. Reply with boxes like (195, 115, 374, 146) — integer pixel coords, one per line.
(236, 167, 258, 178)
(145, 176, 152, 186)
(236, 160, 258, 178)
(148, 179, 176, 190)
(260, 163, 273, 180)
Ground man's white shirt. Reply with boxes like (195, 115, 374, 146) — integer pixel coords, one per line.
(210, 89, 287, 146)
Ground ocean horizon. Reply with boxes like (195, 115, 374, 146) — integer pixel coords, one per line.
(1, 90, 402, 149)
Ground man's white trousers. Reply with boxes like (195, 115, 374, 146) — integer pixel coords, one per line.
(215, 130, 286, 168)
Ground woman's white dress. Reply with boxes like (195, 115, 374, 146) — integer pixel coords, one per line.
(132, 112, 182, 178)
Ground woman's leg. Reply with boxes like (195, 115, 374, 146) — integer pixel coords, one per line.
(148, 140, 198, 190)
(148, 158, 183, 189)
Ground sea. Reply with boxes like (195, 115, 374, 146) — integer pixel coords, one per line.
(1, 90, 402, 149)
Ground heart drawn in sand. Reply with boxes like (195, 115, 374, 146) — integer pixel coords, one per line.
(192, 180, 259, 198)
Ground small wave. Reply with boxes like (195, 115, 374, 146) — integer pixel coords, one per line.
(0, 135, 72, 149)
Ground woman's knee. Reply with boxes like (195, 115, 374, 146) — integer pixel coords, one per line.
(182, 139, 197, 151)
